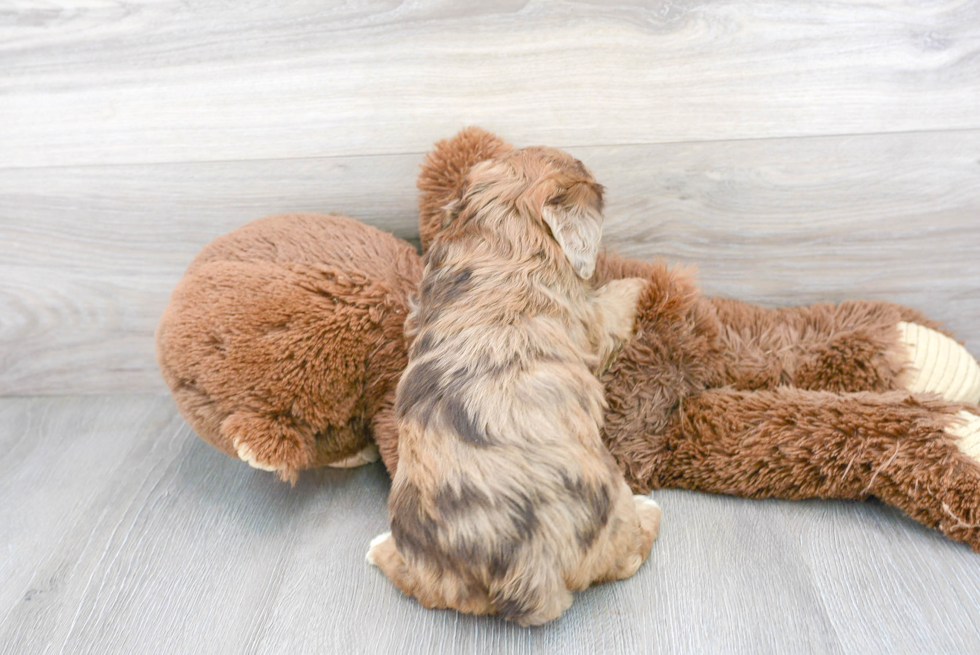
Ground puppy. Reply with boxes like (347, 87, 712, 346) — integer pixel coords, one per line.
(367, 146, 661, 626)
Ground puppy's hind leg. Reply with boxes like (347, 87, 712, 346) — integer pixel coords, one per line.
(367, 533, 495, 617)
(633, 494, 662, 562)
(491, 569, 573, 627)
(366, 531, 426, 603)
(594, 488, 661, 583)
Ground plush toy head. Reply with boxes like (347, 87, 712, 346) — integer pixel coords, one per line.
(155, 213, 422, 482)
(417, 126, 513, 252)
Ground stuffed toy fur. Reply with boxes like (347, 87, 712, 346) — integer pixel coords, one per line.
(156, 128, 980, 552)
(156, 213, 420, 480)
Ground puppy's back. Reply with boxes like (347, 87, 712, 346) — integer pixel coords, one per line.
(389, 238, 622, 620)
(373, 146, 656, 625)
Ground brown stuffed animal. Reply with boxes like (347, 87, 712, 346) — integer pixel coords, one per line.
(156, 128, 980, 552)
(155, 213, 421, 482)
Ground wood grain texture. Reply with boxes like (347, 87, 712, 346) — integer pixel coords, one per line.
(1, 395, 979, 654)
(2, 0, 979, 168)
(2, 130, 978, 395)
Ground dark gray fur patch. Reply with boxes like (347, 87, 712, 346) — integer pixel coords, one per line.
(409, 330, 439, 358)
(493, 594, 535, 623)
(395, 358, 446, 419)
(397, 355, 496, 447)
(561, 473, 612, 549)
(442, 396, 489, 446)
(393, 479, 543, 586)
(503, 490, 540, 540)
(590, 184, 605, 212)
(432, 480, 492, 523)
(415, 267, 473, 326)
(389, 481, 442, 566)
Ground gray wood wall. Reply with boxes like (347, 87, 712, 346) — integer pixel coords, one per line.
(2, 0, 979, 396)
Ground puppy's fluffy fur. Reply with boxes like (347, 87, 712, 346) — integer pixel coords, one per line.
(367, 146, 661, 625)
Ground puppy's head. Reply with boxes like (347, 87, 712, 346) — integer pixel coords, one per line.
(448, 146, 605, 279)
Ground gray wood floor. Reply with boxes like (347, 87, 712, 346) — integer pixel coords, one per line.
(3, 1, 980, 652)
(1, 395, 979, 655)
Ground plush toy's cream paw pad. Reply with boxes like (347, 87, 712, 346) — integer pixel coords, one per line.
(897, 322, 980, 404)
(233, 439, 280, 472)
(366, 531, 391, 566)
(950, 411, 980, 462)
(327, 444, 381, 469)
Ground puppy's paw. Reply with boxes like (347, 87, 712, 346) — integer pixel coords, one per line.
(633, 494, 660, 511)
(366, 531, 392, 567)
(898, 322, 980, 404)
(634, 494, 662, 543)
(597, 278, 648, 335)
(594, 278, 648, 373)
(949, 410, 980, 464)
(327, 444, 381, 469)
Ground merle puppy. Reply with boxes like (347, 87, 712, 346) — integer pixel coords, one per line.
(367, 146, 661, 626)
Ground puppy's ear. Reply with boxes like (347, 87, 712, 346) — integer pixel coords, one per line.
(538, 181, 604, 279)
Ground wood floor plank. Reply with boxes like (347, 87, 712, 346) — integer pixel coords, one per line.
(2, 395, 979, 654)
(2, 1, 978, 168)
(2, 130, 978, 395)
(785, 501, 980, 653)
(0, 395, 317, 654)
(0, 396, 174, 614)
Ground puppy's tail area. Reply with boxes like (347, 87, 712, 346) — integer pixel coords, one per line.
(417, 126, 513, 252)
(489, 569, 573, 627)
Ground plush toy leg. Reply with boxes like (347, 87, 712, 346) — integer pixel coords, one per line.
(610, 387, 980, 552)
(222, 412, 317, 484)
(707, 298, 980, 402)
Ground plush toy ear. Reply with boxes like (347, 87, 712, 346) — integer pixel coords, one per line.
(418, 127, 514, 252)
(539, 182, 604, 279)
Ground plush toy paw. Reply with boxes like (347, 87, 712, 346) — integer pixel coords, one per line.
(223, 412, 316, 484)
(897, 322, 980, 404)
(366, 531, 392, 566)
(232, 436, 305, 484)
(326, 444, 381, 469)
(949, 410, 980, 463)
(233, 439, 282, 473)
